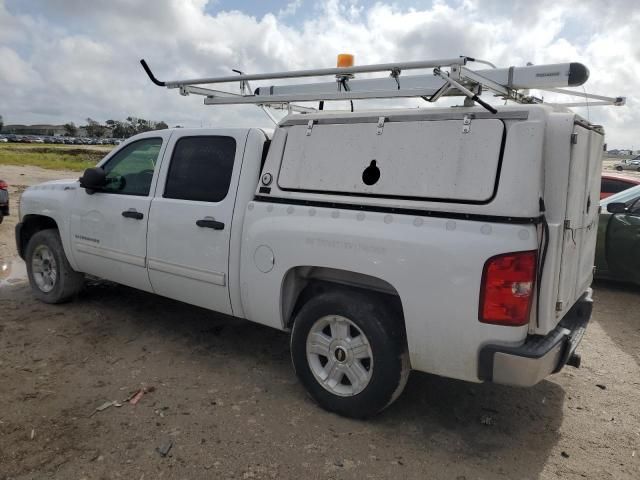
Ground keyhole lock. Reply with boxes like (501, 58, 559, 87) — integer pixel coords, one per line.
(362, 160, 380, 186)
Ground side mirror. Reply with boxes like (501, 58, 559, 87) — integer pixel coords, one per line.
(79, 167, 107, 194)
(606, 202, 627, 214)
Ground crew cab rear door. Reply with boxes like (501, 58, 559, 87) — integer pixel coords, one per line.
(146, 129, 248, 316)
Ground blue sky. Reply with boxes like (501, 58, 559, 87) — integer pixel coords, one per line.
(1, 0, 638, 147)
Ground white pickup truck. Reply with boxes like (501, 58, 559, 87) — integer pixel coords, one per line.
(16, 58, 612, 418)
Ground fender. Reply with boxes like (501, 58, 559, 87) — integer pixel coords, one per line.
(18, 179, 80, 270)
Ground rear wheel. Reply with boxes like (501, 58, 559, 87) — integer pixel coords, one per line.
(26, 229, 84, 304)
(290, 289, 410, 418)
(615, 166, 623, 171)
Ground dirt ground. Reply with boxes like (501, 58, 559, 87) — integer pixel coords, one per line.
(0, 166, 639, 480)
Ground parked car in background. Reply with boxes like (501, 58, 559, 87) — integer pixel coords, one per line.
(613, 156, 640, 171)
(0, 179, 9, 224)
(600, 173, 640, 199)
(595, 185, 640, 285)
(0, 137, 7, 143)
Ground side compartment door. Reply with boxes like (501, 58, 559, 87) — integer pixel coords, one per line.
(69, 134, 169, 291)
(557, 125, 601, 310)
(146, 132, 247, 315)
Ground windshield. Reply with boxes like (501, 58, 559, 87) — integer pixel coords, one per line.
(601, 184, 640, 206)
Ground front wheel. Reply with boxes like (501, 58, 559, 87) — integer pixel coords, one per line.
(25, 229, 84, 304)
(290, 289, 410, 418)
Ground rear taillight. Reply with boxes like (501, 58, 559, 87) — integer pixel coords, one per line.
(0, 180, 7, 190)
(479, 250, 537, 326)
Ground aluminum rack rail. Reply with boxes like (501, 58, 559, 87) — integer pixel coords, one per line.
(140, 57, 626, 115)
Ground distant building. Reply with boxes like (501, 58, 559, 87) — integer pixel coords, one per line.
(3, 124, 68, 136)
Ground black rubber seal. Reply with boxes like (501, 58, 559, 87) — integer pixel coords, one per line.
(253, 195, 542, 225)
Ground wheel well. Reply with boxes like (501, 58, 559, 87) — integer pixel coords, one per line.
(281, 266, 405, 331)
(17, 215, 58, 259)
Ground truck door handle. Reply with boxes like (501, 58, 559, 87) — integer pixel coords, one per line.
(196, 218, 225, 230)
(122, 210, 144, 220)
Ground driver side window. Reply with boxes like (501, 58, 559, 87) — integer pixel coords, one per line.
(102, 138, 162, 196)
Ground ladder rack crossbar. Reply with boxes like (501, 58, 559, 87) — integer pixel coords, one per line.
(160, 58, 467, 88)
(140, 57, 625, 114)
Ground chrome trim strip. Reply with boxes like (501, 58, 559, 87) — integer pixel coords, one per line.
(148, 257, 226, 286)
(75, 242, 146, 267)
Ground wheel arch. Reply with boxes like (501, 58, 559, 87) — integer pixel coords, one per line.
(17, 214, 59, 259)
(280, 266, 406, 333)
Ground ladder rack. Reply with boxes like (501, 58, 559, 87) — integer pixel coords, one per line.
(140, 56, 626, 115)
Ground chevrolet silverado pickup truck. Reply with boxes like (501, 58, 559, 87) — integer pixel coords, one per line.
(15, 57, 616, 417)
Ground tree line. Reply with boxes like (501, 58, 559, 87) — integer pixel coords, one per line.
(64, 117, 171, 138)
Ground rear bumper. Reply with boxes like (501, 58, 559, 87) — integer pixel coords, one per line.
(478, 289, 592, 387)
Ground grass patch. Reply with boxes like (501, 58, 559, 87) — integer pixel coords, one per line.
(0, 144, 112, 171)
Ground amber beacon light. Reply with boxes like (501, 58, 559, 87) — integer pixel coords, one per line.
(337, 54, 354, 68)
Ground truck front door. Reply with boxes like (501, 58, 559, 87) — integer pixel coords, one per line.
(69, 133, 170, 291)
(146, 131, 247, 315)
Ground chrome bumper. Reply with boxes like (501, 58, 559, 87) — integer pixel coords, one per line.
(478, 289, 592, 387)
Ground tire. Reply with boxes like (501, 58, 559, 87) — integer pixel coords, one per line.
(636, 167, 640, 172)
(615, 166, 623, 171)
(25, 229, 84, 304)
(290, 289, 410, 418)
(0, 212, 3, 224)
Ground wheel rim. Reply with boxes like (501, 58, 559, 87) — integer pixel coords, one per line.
(306, 315, 373, 397)
(31, 245, 57, 293)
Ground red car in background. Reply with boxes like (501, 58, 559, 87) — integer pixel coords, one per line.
(600, 173, 640, 199)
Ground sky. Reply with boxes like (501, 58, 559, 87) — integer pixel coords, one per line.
(0, 0, 638, 147)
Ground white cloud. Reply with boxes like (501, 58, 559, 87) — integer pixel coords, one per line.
(278, 0, 303, 18)
(0, 0, 637, 147)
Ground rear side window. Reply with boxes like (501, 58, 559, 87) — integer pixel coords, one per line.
(602, 178, 634, 195)
(164, 136, 236, 202)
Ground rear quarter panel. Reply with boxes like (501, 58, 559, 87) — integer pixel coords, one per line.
(240, 202, 538, 382)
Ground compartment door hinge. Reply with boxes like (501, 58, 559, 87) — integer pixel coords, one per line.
(571, 133, 578, 144)
(305, 119, 315, 136)
(462, 114, 472, 134)
(376, 116, 386, 135)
